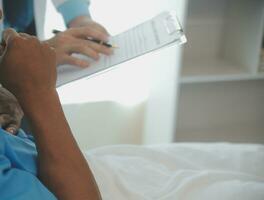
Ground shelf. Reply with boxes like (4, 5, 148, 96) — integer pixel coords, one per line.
(180, 59, 264, 83)
(180, 0, 264, 84)
(176, 0, 264, 144)
(181, 73, 264, 84)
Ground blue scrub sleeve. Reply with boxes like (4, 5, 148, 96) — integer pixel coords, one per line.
(0, 129, 57, 199)
(57, 0, 91, 26)
(0, 162, 57, 200)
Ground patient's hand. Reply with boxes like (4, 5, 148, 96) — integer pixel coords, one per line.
(0, 87, 23, 135)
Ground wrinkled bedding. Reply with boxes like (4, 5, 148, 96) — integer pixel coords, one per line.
(85, 143, 264, 200)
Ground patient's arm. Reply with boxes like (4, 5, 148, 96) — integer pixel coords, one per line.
(0, 29, 101, 200)
(22, 89, 101, 200)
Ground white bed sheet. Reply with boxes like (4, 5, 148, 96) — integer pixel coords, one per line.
(85, 143, 264, 200)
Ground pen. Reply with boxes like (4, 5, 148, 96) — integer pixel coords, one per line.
(52, 29, 117, 48)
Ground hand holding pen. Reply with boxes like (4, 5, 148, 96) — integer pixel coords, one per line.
(53, 29, 118, 49)
(45, 25, 115, 68)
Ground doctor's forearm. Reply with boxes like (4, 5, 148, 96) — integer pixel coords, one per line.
(56, 0, 91, 27)
(19, 89, 101, 200)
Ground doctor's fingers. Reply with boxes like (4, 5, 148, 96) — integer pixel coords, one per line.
(66, 43, 100, 61)
(68, 26, 109, 42)
(88, 21, 110, 36)
(62, 55, 90, 68)
(84, 39, 113, 56)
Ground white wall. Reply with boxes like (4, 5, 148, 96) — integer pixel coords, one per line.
(62, 102, 145, 150)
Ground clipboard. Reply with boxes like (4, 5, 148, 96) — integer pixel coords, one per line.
(56, 10, 187, 87)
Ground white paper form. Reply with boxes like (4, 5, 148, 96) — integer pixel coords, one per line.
(56, 11, 187, 87)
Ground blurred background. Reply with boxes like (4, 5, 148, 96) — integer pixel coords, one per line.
(44, 0, 264, 150)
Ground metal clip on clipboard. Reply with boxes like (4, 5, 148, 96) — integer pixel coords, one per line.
(163, 11, 183, 35)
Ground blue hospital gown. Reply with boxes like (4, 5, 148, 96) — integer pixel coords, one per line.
(0, 128, 57, 200)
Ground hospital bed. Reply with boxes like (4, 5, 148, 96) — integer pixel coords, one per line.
(85, 143, 264, 200)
